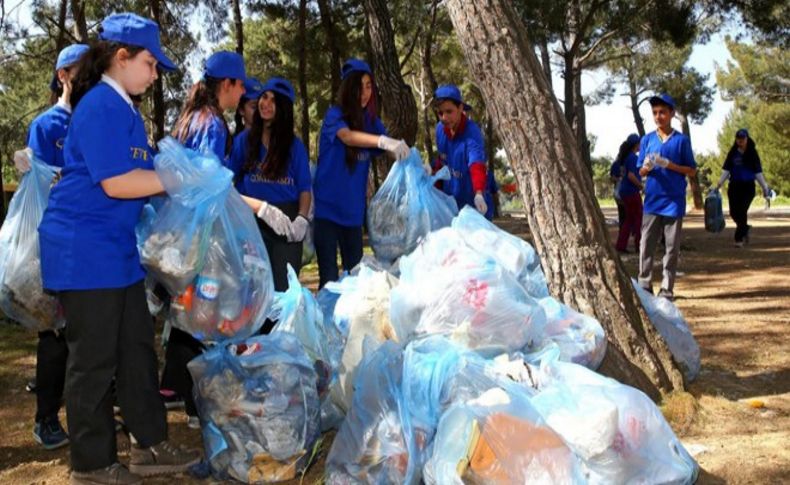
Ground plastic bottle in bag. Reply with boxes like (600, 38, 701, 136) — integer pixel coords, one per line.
(193, 262, 221, 333)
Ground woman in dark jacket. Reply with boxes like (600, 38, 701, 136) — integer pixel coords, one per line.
(714, 129, 773, 247)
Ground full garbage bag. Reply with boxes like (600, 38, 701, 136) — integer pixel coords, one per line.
(0, 156, 63, 331)
(368, 148, 458, 263)
(510, 347, 699, 484)
(452, 206, 549, 298)
(704, 190, 725, 233)
(537, 297, 607, 369)
(188, 333, 321, 483)
(140, 138, 275, 342)
(633, 281, 700, 381)
(271, 265, 344, 430)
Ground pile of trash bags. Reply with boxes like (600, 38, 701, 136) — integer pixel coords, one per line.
(0, 156, 63, 331)
(138, 138, 275, 341)
(188, 333, 321, 483)
(367, 148, 458, 263)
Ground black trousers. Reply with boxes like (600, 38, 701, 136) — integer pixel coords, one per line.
(314, 217, 363, 289)
(257, 201, 303, 292)
(60, 281, 167, 472)
(35, 330, 68, 422)
(728, 180, 755, 242)
(616, 199, 626, 227)
(160, 326, 205, 416)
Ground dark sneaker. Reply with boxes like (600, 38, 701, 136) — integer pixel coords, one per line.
(71, 462, 142, 485)
(160, 389, 185, 410)
(657, 288, 675, 301)
(33, 415, 69, 450)
(129, 440, 201, 476)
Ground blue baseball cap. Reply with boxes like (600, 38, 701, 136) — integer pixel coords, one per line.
(241, 77, 264, 101)
(50, 44, 89, 91)
(648, 93, 676, 110)
(99, 13, 176, 71)
(261, 77, 296, 104)
(735, 128, 749, 138)
(434, 84, 472, 111)
(204, 51, 246, 81)
(341, 58, 372, 81)
(625, 133, 641, 147)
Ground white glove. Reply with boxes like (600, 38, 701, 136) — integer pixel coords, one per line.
(287, 215, 309, 243)
(474, 193, 488, 215)
(642, 156, 655, 171)
(256, 201, 291, 236)
(654, 156, 670, 168)
(378, 136, 410, 161)
(13, 147, 32, 174)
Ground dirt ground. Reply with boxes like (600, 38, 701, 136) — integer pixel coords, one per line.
(0, 208, 787, 484)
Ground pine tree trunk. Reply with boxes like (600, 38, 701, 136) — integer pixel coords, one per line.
(71, 0, 88, 43)
(55, 0, 69, 52)
(316, 0, 342, 96)
(421, 0, 440, 164)
(629, 77, 646, 137)
(539, 39, 552, 90)
(298, 0, 310, 157)
(445, 0, 685, 399)
(362, 0, 418, 146)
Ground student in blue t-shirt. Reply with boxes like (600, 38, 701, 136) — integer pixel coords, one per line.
(233, 77, 264, 137)
(432, 84, 489, 217)
(36, 13, 199, 484)
(12, 43, 88, 453)
(636, 93, 697, 301)
(228, 77, 311, 292)
(713, 129, 773, 247)
(313, 59, 410, 287)
(614, 133, 643, 253)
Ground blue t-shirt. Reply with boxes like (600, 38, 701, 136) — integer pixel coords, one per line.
(227, 130, 311, 204)
(27, 104, 71, 168)
(637, 130, 696, 218)
(435, 116, 487, 210)
(609, 159, 623, 179)
(727, 151, 758, 182)
(313, 105, 387, 227)
(39, 82, 154, 290)
(182, 112, 229, 163)
(484, 169, 498, 220)
(619, 152, 642, 197)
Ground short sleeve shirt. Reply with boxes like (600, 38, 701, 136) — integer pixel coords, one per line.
(435, 116, 487, 209)
(183, 112, 229, 163)
(637, 130, 696, 218)
(27, 104, 71, 168)
(619, 152, 642, 197)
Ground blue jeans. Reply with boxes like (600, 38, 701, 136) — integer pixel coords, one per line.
(314, 218, 363, 288)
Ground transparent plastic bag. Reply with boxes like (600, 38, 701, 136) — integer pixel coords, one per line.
(452, 206, 549, 298)
(368, 148, 458, 263)
(704, 190, 725, 233)
(0, 156, 63, 331)
(537, 296, 607, 369)
(633, 281, 700, 381)
(188, 333, 321, 483)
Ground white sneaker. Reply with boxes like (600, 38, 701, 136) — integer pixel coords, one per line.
(187, 416, 200, 429)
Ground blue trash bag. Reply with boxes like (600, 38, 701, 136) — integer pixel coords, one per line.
(452, 206, 549, 298)
(0, 156, 64, 332)
(302, 162, 317, 265)
(392, 227, 546, 355)
(704, 190, 725, 233)
(633, 281, 700, 382)
(537, 296, 607, 370)
(187, 333, 321, 483)
(368, 148, 458, 263)
(271, 264, 345, 430)
(519, 346, 699, 485)
(326, 339, 426, 485)
(141, 138, 275, 342)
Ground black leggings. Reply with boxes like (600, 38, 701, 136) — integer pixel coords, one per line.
(313, 218, 363, 289)
(728, 180, 755, 242)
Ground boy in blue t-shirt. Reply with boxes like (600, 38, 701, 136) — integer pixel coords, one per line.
(636, 93, 697, 301)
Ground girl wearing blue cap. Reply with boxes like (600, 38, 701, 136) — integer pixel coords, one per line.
(714, 129, 773, 247)
(614, 134, 644, 253)
(37, 13, 199, 485)
(12, 43, 88, 453)
(313, 58, 409, 287)
(234, 77, 264, 136)
(432, 84, 490, 218)
(228, 77, 311, 294)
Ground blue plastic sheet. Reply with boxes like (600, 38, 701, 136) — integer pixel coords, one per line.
(0, 155, 63, 331)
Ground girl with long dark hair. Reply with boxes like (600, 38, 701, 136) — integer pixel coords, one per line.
(37, 13, 200, 484)
(312, 59, 410, 288)
(614, 133, 643, 253)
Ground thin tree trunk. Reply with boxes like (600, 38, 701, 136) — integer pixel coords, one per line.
(445, 0, 685, 399)
(421, 0, 440, 164)
(71, 0, 88, 42)
(539, 38, 552, 90)
(316, 0, 342, 96)
(362, 0, 418, 146)
(629, 80, 646, 137)
(677, 112, 703, 209)
(572, 69, 591, 170)
(55, 0, 68, 52)
(231, 0, 245, 135)
(149, 0, 166, 140)
(298, 0, 310, 157)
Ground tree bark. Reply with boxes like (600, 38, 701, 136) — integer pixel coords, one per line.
(421, 0, 440, 164)
(628, 80, 646, 137)
(55, 0, 69, 52)
(572, 68, 591, 169)
(298, 0, 310, 157)
(445, 0, 685, 399)
(677, 111, 703, 209)
(538, 38, 552, 90)
(231, 0, 244, 55)
(362, 0, 418, 146)
(71, 0, 88, 43)
(148, 0, 166, 140)
(316, 0, 342, 96)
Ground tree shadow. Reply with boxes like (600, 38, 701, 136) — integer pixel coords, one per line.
(689, 366, 790, 401)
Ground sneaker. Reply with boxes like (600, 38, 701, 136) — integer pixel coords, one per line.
(187, 415, 200, 429)
(129, 440, 201, 476)
(33, 415, 69, 450)
(25, 379, 37, 393)
(71, 462, 142, 485)
(657, 288, 675, 301)
(734, 241, 744, 248)
(160, 389, 185, 410)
